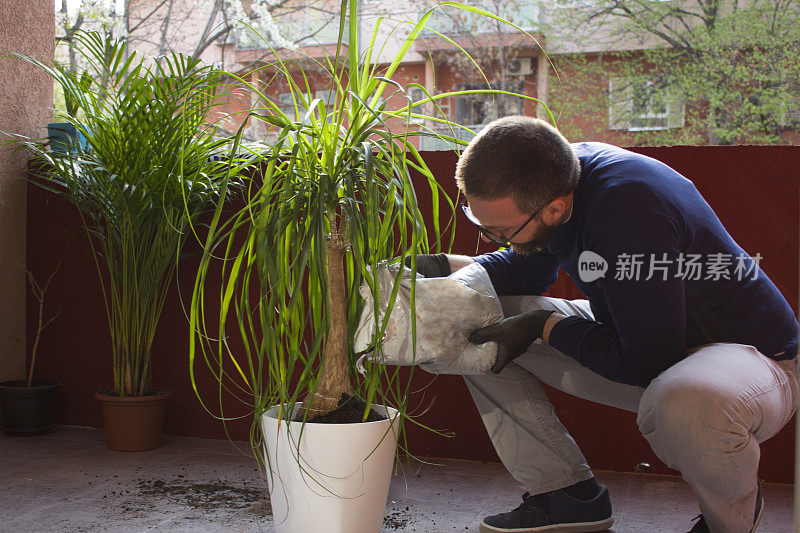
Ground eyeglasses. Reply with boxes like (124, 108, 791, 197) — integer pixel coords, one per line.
(461, 203, 541, 248)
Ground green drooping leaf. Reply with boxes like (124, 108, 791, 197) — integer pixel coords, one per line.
(185, 0, 553, 468)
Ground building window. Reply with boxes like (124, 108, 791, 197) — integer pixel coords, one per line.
(778, 77, 800, 128)
(407, 87, 427, 124)
(453, 81, 524, 126)
(609, 77, 684, 131)
(277, 92, 297, 118)
(315, 89, 336, 108)
(629, 80, 668, 131)
(273, 88, 337, 120)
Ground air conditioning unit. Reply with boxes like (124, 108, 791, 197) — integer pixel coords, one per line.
(506, 57, 533, 76)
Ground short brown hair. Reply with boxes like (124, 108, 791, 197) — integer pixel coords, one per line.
(454, 116, 581, 213)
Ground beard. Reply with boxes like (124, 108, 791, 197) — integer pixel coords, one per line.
(510, 217, 564, 255)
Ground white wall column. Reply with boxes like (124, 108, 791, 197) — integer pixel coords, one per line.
(536, 51, 549, 120)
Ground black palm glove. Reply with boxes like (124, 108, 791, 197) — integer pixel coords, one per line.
(469, 309, 555, 374)
(404, 253, 451, 278)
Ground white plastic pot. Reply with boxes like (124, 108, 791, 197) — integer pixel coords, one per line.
(261, 402, 399, 533)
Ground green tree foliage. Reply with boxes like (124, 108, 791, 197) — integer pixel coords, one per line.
(549, 0, 800, 145)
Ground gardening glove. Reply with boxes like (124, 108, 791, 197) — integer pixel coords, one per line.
(404, 253, 451, 278)
(468, 309, 555, 374)
(353, 261, 503, 374)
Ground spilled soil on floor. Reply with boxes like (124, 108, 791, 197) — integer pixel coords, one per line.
(135, 477, 271, 517)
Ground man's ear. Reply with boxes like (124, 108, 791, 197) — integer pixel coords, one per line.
(541, 196, 569, 225)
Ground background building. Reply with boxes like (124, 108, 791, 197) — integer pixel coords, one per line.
(54, 0, 799, 146)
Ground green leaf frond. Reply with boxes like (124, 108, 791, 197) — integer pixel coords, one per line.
(11, 30, 257, 397)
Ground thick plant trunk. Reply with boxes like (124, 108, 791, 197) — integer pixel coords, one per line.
(300, 218, 352, 417)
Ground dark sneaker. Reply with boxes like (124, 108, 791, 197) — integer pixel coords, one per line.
(688, 481, 764, 533)
(688, 515, 710, 533)
(479, 486, 614, 532)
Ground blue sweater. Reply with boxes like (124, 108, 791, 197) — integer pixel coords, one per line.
(474, 143, 798, 387)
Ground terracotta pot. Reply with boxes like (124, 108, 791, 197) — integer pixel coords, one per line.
(94, 389, 173, 451)
(0, 381, 60, 436)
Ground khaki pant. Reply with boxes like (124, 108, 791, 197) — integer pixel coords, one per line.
(464, 295, 798, 533)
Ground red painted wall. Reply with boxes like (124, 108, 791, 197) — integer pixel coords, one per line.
(26, 145, 798, 482)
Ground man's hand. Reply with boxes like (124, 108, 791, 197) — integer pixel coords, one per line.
(469, 310, 555, 374)
(404, 253, 451, 278)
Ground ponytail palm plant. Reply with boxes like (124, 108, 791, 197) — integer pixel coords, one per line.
(15, 31, 254, 397)
(188, 0, 550, 440)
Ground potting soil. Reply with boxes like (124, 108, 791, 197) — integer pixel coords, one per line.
(308, 393, 386, 424)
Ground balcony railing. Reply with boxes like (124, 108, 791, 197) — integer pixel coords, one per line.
(235, 16, 347, 50)
(420, 3, 540, 36)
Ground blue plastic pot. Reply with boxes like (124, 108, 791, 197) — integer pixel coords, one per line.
(47, 122, 88, 153)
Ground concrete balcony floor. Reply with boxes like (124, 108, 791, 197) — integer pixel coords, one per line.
(0, 426, 793, 532)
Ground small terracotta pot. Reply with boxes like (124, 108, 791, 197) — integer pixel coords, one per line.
(94, 389, 173, 451)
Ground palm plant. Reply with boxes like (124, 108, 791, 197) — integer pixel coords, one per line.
(14, 31, 255, 397)
(188, 0, 551, 446)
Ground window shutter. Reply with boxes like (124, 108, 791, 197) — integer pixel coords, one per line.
(315, 89, 336, 107)
(667, 87, 685, 129)
(777, 78, 800, 127)
(608, 77, 630, 130)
